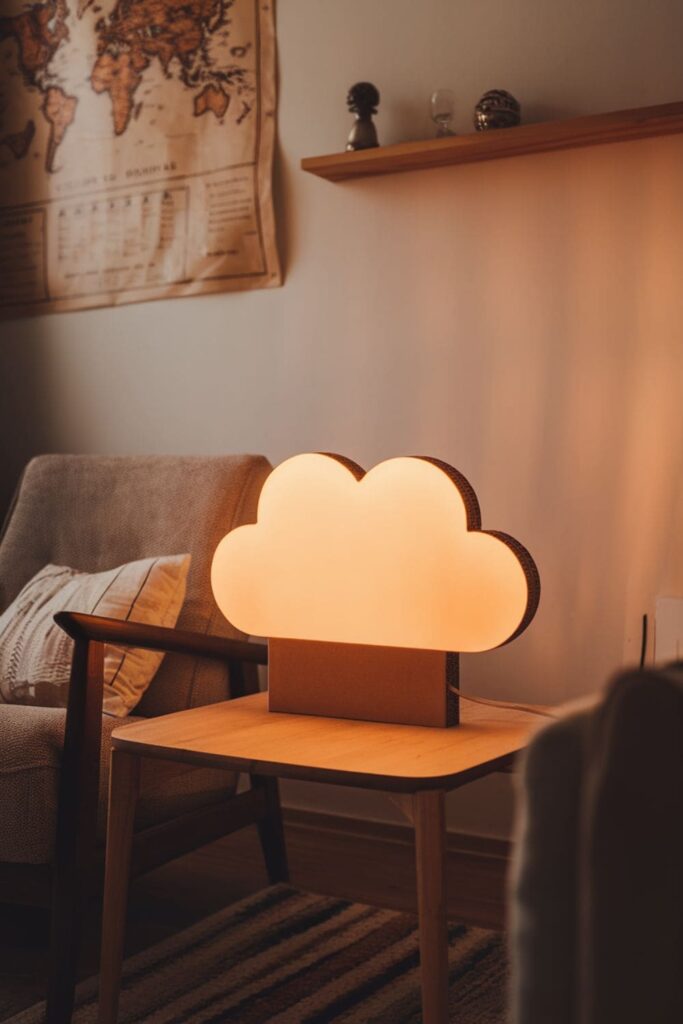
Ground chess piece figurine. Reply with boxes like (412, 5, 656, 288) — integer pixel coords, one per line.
(346, 82, 380, 151)
(474, 89, 521, 130)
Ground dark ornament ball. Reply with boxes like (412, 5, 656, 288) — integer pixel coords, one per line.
(347, 81, 380, 117)
(474, 89, 521, 130)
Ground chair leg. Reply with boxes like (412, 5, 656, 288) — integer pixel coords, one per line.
(250, 774, 289, 883)
(46, 638, 106, 1024)
(46, 865, 83, 1024)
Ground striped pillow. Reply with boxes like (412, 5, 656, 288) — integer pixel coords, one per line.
(0, 555, 190, 717)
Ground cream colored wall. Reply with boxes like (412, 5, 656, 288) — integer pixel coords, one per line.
(2, 0, 683, 836)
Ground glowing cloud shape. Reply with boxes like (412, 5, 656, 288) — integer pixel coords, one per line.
(211, 454, 539, 652)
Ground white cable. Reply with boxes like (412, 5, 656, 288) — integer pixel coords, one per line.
(447, 684, 556, 718)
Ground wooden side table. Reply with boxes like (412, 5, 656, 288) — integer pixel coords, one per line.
(98, 692, 539, 1024)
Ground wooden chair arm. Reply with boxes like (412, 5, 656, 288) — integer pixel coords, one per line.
(50, 612, 268, 947)
(54, 611, 268, 665)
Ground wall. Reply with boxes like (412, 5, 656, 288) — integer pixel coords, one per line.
(2, 0, 683, 836)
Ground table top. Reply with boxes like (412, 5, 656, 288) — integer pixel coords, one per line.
(112, 692, 543, 792)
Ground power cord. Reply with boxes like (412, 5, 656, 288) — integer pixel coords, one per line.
(447, 683, 556, 718)
(639, 613, 648, 669)
(447, 612, 650, 719)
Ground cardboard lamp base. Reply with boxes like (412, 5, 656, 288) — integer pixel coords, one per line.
(268, 638, 459, 728)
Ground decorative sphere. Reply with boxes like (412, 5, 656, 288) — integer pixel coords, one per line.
(474, 90, 521, 131)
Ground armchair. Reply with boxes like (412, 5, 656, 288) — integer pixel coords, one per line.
(510, 667, 683, 1023)
(0, 455, 287, 1024)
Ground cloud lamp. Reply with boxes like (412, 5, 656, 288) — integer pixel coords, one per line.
(211, 454, 539, 727)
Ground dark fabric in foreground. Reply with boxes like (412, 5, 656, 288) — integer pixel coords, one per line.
(511, 667, 683, 1024)
(6, 886, 506, 1023)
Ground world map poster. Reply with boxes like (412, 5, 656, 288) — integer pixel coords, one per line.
(0, 0, 281, 317)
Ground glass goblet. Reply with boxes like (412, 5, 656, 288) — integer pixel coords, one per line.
(430, 89, 456, 137)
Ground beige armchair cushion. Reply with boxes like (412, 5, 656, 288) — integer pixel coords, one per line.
(0, 454, 273, 867)
(0, 454, 272, 716)
(0, 704, 236, 864)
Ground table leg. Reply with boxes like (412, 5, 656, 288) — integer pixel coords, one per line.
(98, 748, 140, 1024)
(250, 774, 289, 883)
(413, 789, 449, 1024)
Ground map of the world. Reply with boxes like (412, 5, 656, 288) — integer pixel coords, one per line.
(0, 0, 280, 316)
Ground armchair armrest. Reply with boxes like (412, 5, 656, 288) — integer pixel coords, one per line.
(54, 612, 268, 666)
(49, 612, 269, 950)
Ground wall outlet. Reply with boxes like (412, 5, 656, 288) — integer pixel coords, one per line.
(654, 597, 683, 664)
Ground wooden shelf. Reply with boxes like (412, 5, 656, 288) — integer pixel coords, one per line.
(301, 100, 683, 182)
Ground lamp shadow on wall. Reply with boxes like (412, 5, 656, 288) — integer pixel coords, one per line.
(0, 318, 59, 522)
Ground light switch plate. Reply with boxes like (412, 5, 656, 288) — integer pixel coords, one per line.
(654, 597, 683, 664)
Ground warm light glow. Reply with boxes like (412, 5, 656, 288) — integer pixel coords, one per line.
(211, 453, 538, 652)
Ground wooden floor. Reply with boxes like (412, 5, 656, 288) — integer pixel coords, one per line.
(0, 810, 509, 1020)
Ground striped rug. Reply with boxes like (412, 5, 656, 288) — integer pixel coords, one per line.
(7, 886, 507, 1023)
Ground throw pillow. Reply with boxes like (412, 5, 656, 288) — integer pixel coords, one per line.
(0, 554, 190, 716)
